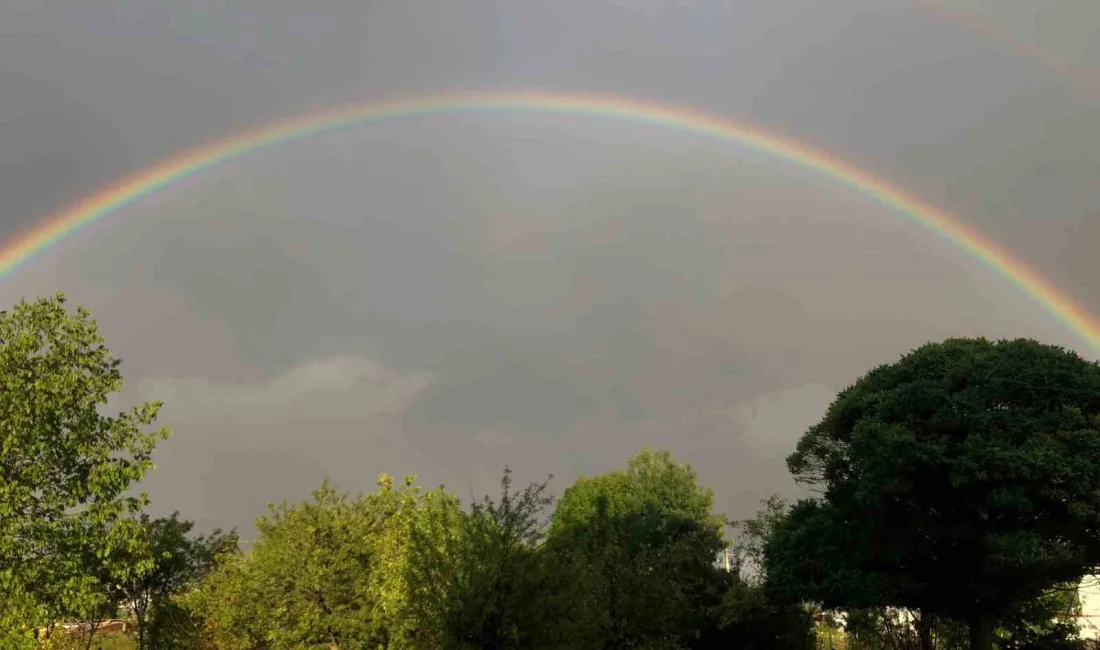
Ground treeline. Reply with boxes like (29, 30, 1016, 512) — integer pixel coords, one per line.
(186, 454, 814, 650)
(4, 295, 1100, 650)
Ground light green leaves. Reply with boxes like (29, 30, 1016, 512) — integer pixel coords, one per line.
(0, 294, 169, 645)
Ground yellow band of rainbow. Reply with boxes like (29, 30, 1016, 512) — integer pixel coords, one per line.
(5, 90, 1098, 355)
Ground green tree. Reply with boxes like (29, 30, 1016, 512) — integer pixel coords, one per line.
(406, 468, 582, 650)
(729, 495, 790, 585)
(698, 576, 816, 650)
(718, 496, 824, 650)
(194, 474, 435, 649)
(993, 584, 1085, 650)
(116, 513, 238, 650)
(546, 449, 729, 649)
(0, 294, 168, 647)
(189, 550, 272, 650)
(65, 518, 153, 650)
(768, 338, 1100, 650)
(242, 481, 383, 649)
(819, 591, 1085, 650)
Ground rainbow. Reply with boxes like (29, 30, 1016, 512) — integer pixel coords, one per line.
(5, 90, 1100, 355)
(917, 2, 1099, 101)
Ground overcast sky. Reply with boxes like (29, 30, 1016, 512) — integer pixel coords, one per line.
(2, 0, 1099, 537)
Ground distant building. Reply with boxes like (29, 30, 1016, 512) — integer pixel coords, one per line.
(1078, 576, 1100, 639)
(36, 619, 132, 639)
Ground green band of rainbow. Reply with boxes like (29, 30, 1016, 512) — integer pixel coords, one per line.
(5, 90, 1099, 355)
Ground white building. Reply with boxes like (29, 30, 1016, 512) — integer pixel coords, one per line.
(1077, 576, 1100, 639)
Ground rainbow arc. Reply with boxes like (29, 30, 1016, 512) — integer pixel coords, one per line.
(4, 91, 1098, 355)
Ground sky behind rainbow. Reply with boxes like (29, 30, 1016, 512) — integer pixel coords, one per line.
(917, 1, 1100, 102)
(7, 90, 1099, 356)
(3, 0, 1100, 535)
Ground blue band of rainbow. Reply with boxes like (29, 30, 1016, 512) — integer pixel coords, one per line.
(6, 91, 1098, 355)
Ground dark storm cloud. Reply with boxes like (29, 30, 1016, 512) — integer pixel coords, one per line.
(20, 107, 1076, 535)
(2, 0, 1099, 535)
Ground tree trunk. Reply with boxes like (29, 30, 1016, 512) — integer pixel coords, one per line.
(83, 621, 101, 650)
(915, 610, 934, 650)
(136, 610, 147, 650)
(968, 613, 993, 650)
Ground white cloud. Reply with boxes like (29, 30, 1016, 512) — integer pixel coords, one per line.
(139, 354, 432, 425)
(133, 355, 446, 532)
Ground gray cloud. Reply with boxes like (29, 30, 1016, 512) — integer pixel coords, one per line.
(139, 355, 432, 425)
(2, 0, 1098, 535)
(733, 383, 838, 460)
(134, 355, 436, 533)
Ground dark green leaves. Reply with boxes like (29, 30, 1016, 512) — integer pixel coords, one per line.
(772, 338, 1100, 648)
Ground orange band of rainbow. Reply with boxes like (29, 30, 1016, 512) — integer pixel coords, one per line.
(5, 91, 1098, 354)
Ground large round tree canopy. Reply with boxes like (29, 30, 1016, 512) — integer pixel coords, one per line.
(769, 338, 1100, 627)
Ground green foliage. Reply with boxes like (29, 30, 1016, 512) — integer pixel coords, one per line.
(0, 294, 168, 647)
(993, 584, 1085, 650)
(676, 568, 814, 650)
(550, 448, 721, 538)
(406, 468, 581, 649)
(188, 551, 272, 650)
(721, 497, 834, 650)
(38, 629, 136, 650)
(193, 453, 817, 650)
(730, 495, 790, 584)
(3, 297, 1096, 650)
(546, 449, 731, 649)
(764, 499, 888, 609)
(194, 474, 446, 649)
(811, 592, 1086, 650)
(122, 513, 238, 650)
(773, 338, 1100, 648)
(225, 481, 385, 648)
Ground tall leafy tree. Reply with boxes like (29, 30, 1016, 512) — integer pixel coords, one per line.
(729, 495, 790, 585)
(406, 468, 583, 650)
(767, 338, 1100, 650)
(194, 474, 436, 649)
(0, 294, 168, 647)
(120, 513, 238, 650)
(65, 517, 154, 650)
(547, 449, 729, 648)
(190, 550, 273, 650)
(243, 481, 386, 649)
